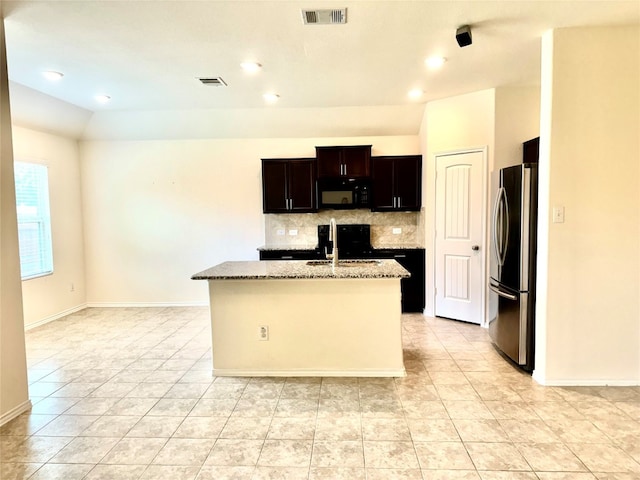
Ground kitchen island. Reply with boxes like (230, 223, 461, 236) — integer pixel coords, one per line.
(192, 259, 409, 377)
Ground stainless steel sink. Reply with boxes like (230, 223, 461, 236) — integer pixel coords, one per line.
(306, 259, 382, 267)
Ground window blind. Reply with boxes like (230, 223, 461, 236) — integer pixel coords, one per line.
(14, 162, 54, 279)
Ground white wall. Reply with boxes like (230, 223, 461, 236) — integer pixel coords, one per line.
(0, 19, 29, 425)
(494, 86, 541, 170)
(12, 126, 86, 328)
(535, 26, 640, 385)
(419, 86, 541, 321)
(80, 135, 419, 305)
(419, 89, 496, 316)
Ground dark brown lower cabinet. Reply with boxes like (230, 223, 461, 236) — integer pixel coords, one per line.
(371, 248, 425, 313)
(258, 250, 321, 261)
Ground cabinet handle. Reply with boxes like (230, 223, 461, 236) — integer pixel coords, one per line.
(289, 198, 293, 209)
(281, 256, 293, 259)
(393, 197, 397, 208)
(343, 164, 347, 176)
(394, 254, 407, 258)
(396, 196, 401, 208)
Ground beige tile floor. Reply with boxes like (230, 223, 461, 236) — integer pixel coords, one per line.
(2, 307, 640, 479)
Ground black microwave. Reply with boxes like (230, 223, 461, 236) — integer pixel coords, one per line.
(317, 177, 371, 209)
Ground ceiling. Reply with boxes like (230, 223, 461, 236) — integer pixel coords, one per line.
(2, 1, 639, 140)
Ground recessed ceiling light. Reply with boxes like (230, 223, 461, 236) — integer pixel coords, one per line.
(263, 93, 280, 104)
(95, 95, 111, 104)
(408, 89, 424, 99)
(425, 56, 447, 69)
(240, 62, 262, 74)
(42, 70, 64, 81)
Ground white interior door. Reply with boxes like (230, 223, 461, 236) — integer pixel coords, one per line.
(435, 149, 485, 324)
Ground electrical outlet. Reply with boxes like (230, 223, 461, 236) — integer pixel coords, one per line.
(392, 227, 402, 235)
(288, 229, 298, 236)
(259, 325, 269, 341)
(276, 229, 285, 236)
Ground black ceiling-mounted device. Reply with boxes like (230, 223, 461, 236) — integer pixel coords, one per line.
(456, 25, 472, 47)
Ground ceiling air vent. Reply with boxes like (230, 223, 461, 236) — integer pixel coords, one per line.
(198, 77, 227, 86)
(302, 8, 347, 25)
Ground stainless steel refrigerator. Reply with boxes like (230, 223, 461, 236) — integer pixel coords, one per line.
(488, 163, 538, 371)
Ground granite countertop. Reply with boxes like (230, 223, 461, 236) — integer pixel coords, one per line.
(372, 244, 424, 250)
(192, 260, 410, 280)
(257, 245, 318, 251)
(257, 244, 424, 251)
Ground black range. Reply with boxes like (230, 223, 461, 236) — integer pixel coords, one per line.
(316, 224, 373, 259)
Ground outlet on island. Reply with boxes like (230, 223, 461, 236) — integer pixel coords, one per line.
(259, 325, 269, 341)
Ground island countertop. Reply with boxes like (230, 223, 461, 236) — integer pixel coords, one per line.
(192, 259, 410, 280)
(256, 244, 425, 251)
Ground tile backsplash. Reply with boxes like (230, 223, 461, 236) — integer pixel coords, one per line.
(264, 209, 425, 248)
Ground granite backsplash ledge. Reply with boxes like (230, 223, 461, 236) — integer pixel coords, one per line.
(264, 210, 425, 248)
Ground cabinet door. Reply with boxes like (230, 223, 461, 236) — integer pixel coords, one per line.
(371, 157, 395, 210)
(394, 155, 422, 211)
(371, 155, 422, 211)
(316, 145, 371, 178)
(316, 147, 342, 177)
(288, 159, 316, 212)
(341, 146, 371, 177)
(370, 248, 425, 312)
(262, 160, 289, 213)
(395, 249, 425, 312)
(523, 137, 540, 164)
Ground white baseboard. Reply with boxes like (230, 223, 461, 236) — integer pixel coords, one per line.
(25, 304, 87, 331)
(0, 399, 32, 427)
(85, 301, 208, 308)
(532, 368, 545, 385)
(211, 368, 407, 378)
(532, 370, 639, 386)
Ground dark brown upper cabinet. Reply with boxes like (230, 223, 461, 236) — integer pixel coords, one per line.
(523, 137, 540, 164)
(262, 158, 317, 213)
(371, 155, 422, 211)
(316, 145, 371, 178)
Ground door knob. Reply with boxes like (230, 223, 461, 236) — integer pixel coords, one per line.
(471, 245, 480, 251)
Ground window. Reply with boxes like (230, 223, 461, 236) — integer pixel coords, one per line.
(14, 162, 53, 280)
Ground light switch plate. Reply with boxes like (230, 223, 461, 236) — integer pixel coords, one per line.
(288, 229, 298, 236)
(552, 206, 565, 223)
(392, 228, 402, 235)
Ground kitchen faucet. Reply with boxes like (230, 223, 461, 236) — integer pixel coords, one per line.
(326, 218, 339, 267)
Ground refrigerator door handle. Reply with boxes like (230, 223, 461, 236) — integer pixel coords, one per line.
(499, 187, 509, 266)
(492, 187, 502, 266)
(493, 187, 509, 267)
(489, 281, 518, 301)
